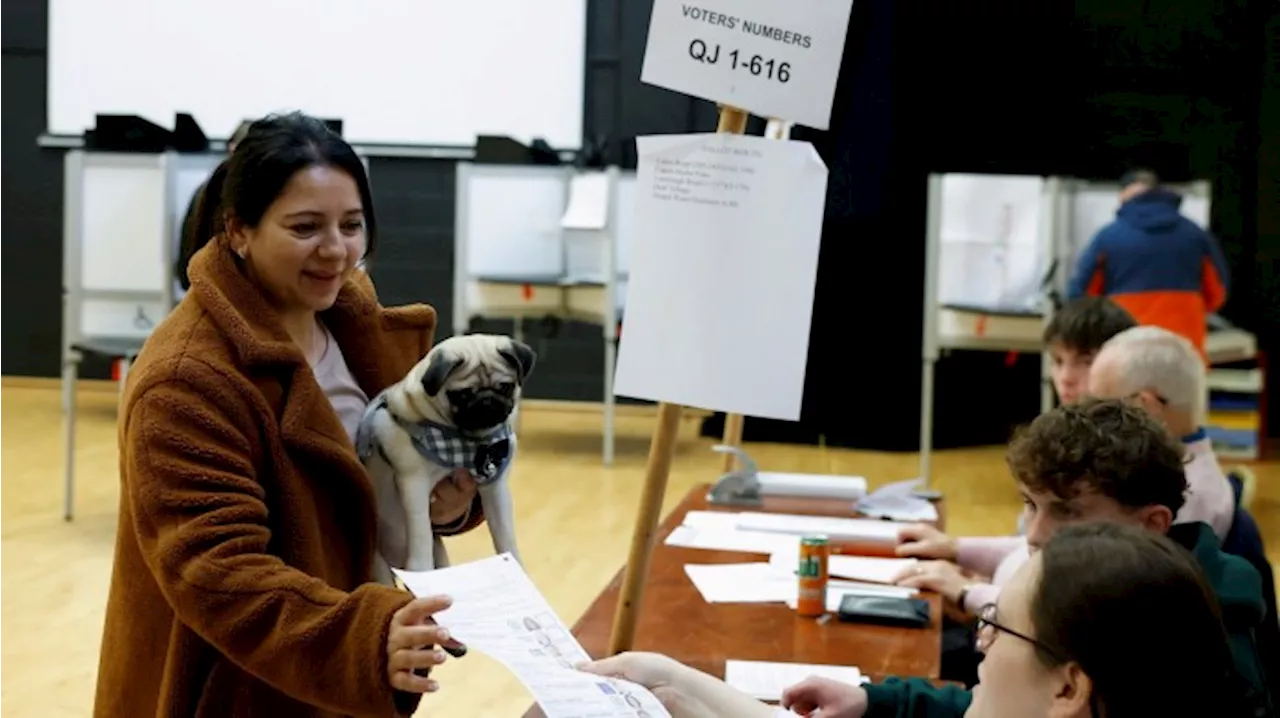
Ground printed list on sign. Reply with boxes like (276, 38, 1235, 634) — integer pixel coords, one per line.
(649, 144, 761, 208)
(612, 133, 827, 421)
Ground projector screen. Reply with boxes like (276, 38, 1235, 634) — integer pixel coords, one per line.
(48, 0, 587, 148)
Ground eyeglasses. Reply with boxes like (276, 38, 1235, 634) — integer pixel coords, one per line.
(975, 603, 1065, 662)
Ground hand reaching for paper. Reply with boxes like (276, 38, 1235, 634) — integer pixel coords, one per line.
(579, 652, 775, 718)
(781, 677, 868, 718)
(894, 523, 958, 562)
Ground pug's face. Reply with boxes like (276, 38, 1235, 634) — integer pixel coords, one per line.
(408, 334, 536, 433)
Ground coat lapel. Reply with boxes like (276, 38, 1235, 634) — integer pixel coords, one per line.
(186, 237, 436, 517)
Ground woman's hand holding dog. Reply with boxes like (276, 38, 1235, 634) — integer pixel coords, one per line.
(386, 595, 455, 693)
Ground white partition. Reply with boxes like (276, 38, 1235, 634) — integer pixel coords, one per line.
(920, 172, 1058, 487)
(937, 173, 1048, 311)
(63, 151, 178, 343)
(453, 162, 633, 464)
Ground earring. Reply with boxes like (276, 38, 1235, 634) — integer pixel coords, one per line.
(235, 247, 246, 259)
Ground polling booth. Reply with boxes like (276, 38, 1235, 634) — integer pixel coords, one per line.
(453, 163, 636, 464)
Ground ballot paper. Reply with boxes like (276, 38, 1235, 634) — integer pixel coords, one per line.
(393, 555, 671, 718)
(735, 512, 907, 544)
(856, 478, 939, 522)
(612, 133, 827, 421)
(683, 563, 795, 603)
(724, 660, 863, 702)
(561, 172, 611, 230)
(666, 523, 801, 556)
(769, 552, 918, 586)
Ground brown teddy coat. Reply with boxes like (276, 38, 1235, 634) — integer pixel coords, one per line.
(93, 236, 482, 717)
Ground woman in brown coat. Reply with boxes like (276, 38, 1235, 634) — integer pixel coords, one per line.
(94, 112, 482, 717)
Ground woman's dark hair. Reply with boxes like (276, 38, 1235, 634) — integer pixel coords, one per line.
(175, 112, 376, 289)
(1033, 523, 1246, 716)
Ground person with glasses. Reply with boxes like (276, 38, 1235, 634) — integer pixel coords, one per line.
(577, 399, 1272, 717)
(1087, 324, 1234, 541)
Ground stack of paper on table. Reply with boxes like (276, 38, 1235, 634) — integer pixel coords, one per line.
(683, 563, 795, 603)
(724, 660, 865, 702)
(754, 471, 868, 500)
(393, 554, 672, 718)
(665, 511, 802, 556)
(683, 562, 918, 606)
(735, 512, 909, 544)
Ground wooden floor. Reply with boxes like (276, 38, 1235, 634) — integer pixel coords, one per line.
(3, 383, 1277, 717)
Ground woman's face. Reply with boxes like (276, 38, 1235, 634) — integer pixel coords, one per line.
(231, 164, 366, 317)
(966, 555, 1059, 718)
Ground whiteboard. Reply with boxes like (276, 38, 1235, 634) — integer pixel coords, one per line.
(1066, 183, 1211, 267)
(80, 161, 169, 292)
(937, 174, 1047, 310)
(48, 0, 587, 148)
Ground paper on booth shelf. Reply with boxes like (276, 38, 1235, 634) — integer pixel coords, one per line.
(611, 133, 827, 422)
(725, 660, 862, 702)
(561, 172, 611, 230)
(392, 555, 670, 718)
(735, 512, 906, 543)
(856, 477, 939, 522)
(684, 563, 794, 603)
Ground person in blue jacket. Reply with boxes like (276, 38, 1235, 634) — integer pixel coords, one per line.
(1066, 168, 1230, 360)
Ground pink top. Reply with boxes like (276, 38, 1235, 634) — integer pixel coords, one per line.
(1176, 430, 1234, 542)
(951, 429, 1234, 614)
(955, 537, 1029, 614)
(310, 322, 370, 446)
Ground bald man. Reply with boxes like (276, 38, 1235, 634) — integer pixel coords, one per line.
(1088, 325, 1234, 540)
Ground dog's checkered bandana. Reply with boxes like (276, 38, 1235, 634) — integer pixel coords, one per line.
(356, 393, 514, 486)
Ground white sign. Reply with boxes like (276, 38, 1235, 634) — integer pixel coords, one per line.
(612, 133, 827, 421)
(640, 0, 855, 129)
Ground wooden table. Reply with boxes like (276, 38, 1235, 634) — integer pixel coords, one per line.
(523, 484, 944, 717)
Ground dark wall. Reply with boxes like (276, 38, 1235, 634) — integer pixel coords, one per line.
(2, 0, 62, 377)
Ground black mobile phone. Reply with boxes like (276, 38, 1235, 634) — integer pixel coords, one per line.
(837, 595, 931, 629)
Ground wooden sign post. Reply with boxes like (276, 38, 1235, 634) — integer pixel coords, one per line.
(606, 0, 854, 655)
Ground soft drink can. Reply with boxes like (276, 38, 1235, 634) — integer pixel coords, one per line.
(797, 535, 829, 618)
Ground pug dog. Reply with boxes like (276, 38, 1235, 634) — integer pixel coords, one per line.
(356, 334, 536, 586)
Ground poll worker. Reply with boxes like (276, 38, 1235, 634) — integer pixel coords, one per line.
(94, 112, 482, 717)
(1043, 296, 1137, 405)
(1088, 324, 1234, 541)
(885, 399, 1270, 715)
(581, 523, 1252, 718)
(1066, 168, 1230, 359)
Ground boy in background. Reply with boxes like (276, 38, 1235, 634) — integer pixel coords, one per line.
(1043, 296, 1137, 405)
